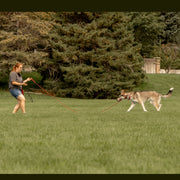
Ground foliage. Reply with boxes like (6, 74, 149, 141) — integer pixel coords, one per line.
(22, 71, 43, 90)
(154, 43, 180, 72)
(1, 12, 180, 98)
(129, 12, 165, 57)
(0, 12, 56, 72)
(41, 12, 145, 99)
(0, 71, 8, 88)
(159, 12, 180, 44)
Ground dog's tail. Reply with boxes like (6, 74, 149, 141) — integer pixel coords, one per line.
(161, 88, 174, 98)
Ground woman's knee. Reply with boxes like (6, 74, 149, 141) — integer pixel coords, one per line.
(17, 95, 26, 102)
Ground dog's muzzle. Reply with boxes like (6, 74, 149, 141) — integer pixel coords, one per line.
(117, 98, 122, 102)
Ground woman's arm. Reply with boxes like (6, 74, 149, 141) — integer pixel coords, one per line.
(23, 77, 32, 83)
(12, 81, 27, 86)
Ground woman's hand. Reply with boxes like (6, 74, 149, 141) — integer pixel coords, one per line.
(27, 77, 32, 82)
(23, 77, 32, 83)
(22, 82, 28, 86)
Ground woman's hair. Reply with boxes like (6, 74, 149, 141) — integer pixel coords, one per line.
(12, 63, 23, 72)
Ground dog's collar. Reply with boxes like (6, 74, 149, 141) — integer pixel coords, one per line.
(124, 95, 131, 100)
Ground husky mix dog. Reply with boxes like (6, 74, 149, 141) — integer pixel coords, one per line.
(117, 88, 174, 112)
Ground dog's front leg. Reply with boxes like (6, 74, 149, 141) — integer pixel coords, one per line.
(139, 102, 148, 112)
(127, 103, 136, 112)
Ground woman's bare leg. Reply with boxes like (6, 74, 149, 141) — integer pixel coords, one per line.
(17, 94, 26, 113)
(12, 100, 21, 114)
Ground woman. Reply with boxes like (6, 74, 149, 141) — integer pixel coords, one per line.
(9, 63, 32, 113)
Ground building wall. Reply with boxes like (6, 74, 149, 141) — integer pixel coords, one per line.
(143, 57, 160, 73)
(143, 57, 180, 74)
(160, 69, 180, 74)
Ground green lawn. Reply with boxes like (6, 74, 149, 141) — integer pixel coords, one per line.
(0, 74, 180, 174)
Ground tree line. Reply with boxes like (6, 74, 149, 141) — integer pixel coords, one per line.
(0, 12, 180, 98)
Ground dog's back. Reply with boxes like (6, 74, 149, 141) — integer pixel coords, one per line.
(136, 91, 159, 102)
(134, 88, 173, 100)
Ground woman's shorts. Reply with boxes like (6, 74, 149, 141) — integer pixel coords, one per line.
(10, 89, 22, 99)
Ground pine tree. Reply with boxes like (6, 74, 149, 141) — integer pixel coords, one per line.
(41, 12, 145, 99)
(0, 12, 56, 74)
(159, 12, 180, 44)
(0, 12, 146, 98)
(129, 12, 165, 57)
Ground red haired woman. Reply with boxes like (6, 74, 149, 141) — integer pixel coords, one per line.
(9, 63, 32, 113)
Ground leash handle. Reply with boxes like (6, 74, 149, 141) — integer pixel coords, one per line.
(31, 78, 78, 113)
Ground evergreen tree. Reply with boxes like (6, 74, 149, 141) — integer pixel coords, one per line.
(129, 12, 165, 57)
(155, 43, 180, 72)
(41, 12, 145, 99)
(159, 12, 180, 44)
(0, 12, 56, 74)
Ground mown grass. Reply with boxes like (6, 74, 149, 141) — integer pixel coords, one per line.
(0, 74, 180, 174)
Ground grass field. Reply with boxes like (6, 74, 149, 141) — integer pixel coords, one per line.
(0, 74, 180, 174)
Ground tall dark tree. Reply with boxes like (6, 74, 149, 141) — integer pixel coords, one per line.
(159, 12, 180, 44)
(0, 12, 56, 73)
(40, 12, 145, 99)
(129, 12, 165, 57)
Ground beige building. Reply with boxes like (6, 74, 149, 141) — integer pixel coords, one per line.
(143, 57, 161, 73)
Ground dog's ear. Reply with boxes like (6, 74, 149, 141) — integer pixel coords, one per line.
(121, 90, 125, 95)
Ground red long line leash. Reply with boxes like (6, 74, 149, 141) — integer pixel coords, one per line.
(102, 95, 131, 113)
(31, 78, 78, 113)
(102, 101, 120, 113)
